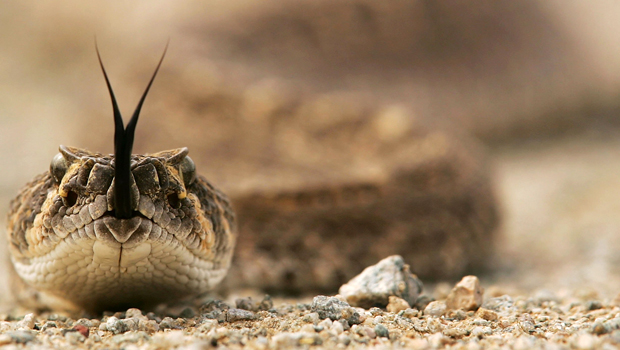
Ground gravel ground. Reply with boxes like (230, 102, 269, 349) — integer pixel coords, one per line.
(2, 282, 620, 349)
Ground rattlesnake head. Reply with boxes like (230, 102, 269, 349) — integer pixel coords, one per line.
(6, 47, 236, 312)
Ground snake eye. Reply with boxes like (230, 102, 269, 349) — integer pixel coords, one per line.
(179, 156, 196, 186)
(50, 153, 68, 185)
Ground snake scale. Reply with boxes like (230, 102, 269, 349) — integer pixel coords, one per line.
(6, 48, 236, 312)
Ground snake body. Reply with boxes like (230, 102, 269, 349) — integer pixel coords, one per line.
(6, 50, 236, 312)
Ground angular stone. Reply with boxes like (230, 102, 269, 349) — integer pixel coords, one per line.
(424, 301, 447, 317)
(446, 276, 484, 311)
(338, 255, 423, 308)
(311, 296, 361, 324)
(386, 296, 410, 313)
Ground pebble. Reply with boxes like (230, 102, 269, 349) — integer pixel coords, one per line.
(338, 255, 423, 308)
(475, 307, 498, 321)
(386, 296, 410, 313)
(446, 275, 484, 311)
(17, 313, 35, 329)
(330, 320, 344, 334)
(226, 308, 256, 322)
(375, 324, 389, 338)
(311, 296, 361, 324)
(424, 300, 447, 316)
(100, 316, 129, 334)
(302, 312, 319, 323)
(73, 324, 90, 338)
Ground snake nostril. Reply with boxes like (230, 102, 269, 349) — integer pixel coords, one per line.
(65, 190, 78, 207)
(167, 193, 180, 209)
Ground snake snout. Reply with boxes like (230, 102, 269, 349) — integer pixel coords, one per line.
(94, 215, 153, 245)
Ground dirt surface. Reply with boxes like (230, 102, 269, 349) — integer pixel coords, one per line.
(2, 287, 620, 349)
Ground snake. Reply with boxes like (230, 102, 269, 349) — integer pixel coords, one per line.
(6, 47, 236, 312)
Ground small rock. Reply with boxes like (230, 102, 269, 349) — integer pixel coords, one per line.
(364, 326, 377, 339)
(41, 321, 58, 331)
(121, 317, 140, 332)
(235, 297, 255, 311)
(100, 316, 129, 334)
(302, 312, 320, 323)
(387, 296, 411, 313)
(73, 324, 90, 338)
(125, 308, 144, 319)
(226, 308, 256, 322)
(518, 314, 535, 333)
(199, 300, 230, 314)
(318, 318, 333, 330)
(75, 318, 95, 328)
(159, 317, 181, 330)
(17, 313, 35, 330)
(375, 324, 389, 338)
(259, 295, 274, 311)
(311, 296, 361, 324)
(446, 309, 467, 320)
(475, 308, 498, 321)
(140, 319, 160, 333)
(424, 301, 447, 317)
(338, 255, 423, 308)
(446, 276, 484, 311)
(399, 308, 418, 319)
(331, 321, 344, 335)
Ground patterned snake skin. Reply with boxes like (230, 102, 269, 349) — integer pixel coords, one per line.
(5, 49, 236, 312)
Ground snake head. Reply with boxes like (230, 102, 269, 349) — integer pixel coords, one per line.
(6, 45, 235, 312)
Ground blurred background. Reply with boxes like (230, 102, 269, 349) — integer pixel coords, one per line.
(2, 0, 620, 308)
